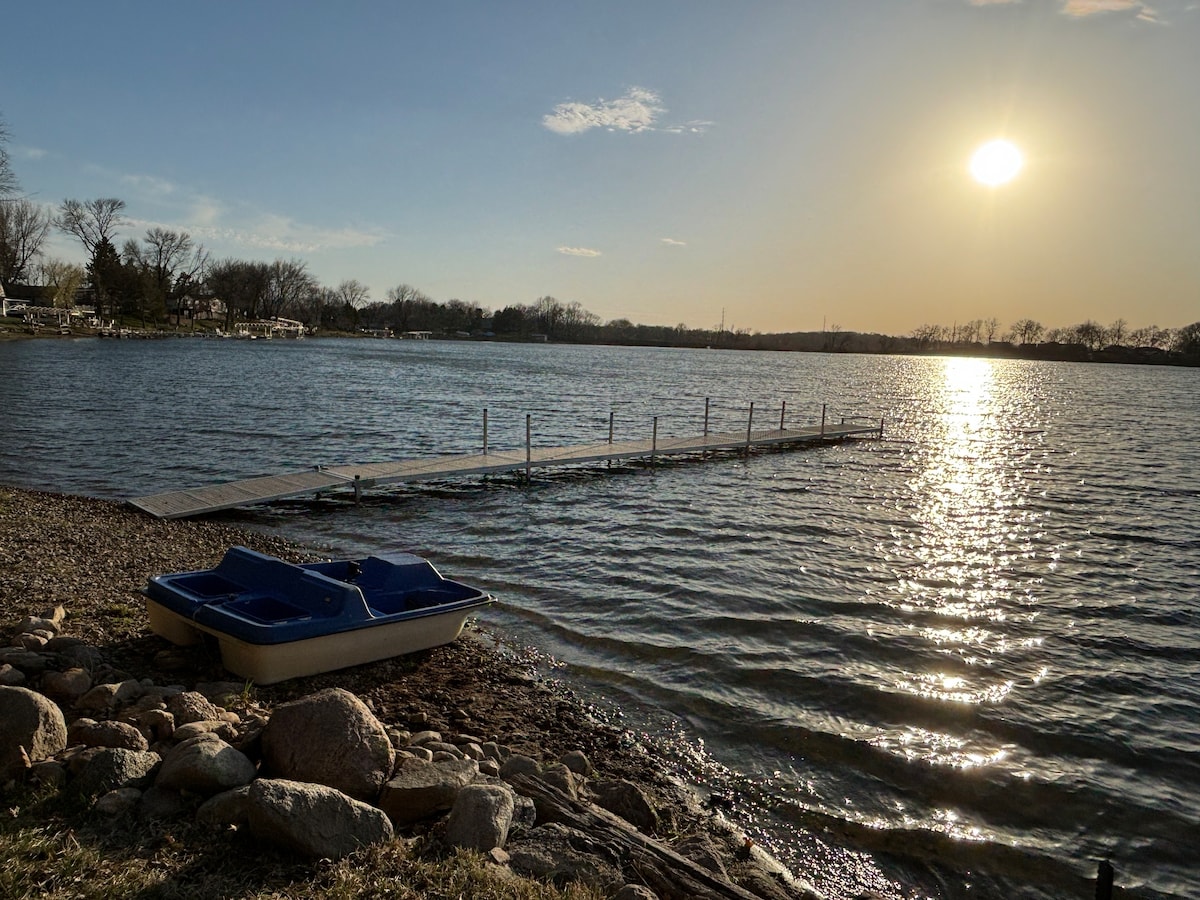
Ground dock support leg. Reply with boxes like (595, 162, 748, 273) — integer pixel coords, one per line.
(879, 416, 885, 440)
(1096, 860, 1114, 900)
(353, 475, 362, 504)
(525, 414, 532, 483)
(821, 404, 826, 438)
(483, 408, 488, 455)
(703, 398, 710, 458)
(779, 400, 786, 431)
(745, 402, 754, 456)
(651, 416, 658, 467)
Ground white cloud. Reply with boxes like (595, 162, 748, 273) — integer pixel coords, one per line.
(120, 173, 177, 197)
(15, 145, 47, 160)
(967, 0, 1164, 19)
(661, 237, 687, 246)
(542, 87, 709, 136)
(556, 246, 602, 257)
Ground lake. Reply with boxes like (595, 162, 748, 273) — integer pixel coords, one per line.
(1, 337, 1197, 899)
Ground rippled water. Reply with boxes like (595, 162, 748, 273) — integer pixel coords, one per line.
(2, 338, 1197, 898)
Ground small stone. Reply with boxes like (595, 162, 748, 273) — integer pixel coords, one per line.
(16, 633, 48, 650)
(41, 667, 92, 703)
(540, 763, 578, 799)
(614, 886, 659, 900)
(94, 788, 143, 815)
(499, 754, 541, 780)
(69, 719, 149, 751)
(479, 758, 501, 777)
(0, 664, 25, 686)
(18, 615, 61, 636)
(408, 730, 443, 746)
(167, 691, 223, 725)
(560, 750, 593, 776)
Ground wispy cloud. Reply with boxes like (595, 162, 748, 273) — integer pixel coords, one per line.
(556, 246, 602, 257)
(968, 0, 1164, 20)
(543, 87, 710, 136)
(660, 237, 687, 247)
(14, 145, 47, 160)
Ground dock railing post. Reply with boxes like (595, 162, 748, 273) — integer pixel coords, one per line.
(1096, 860, 1114, 900)
(608, 410, 615, 468)
(879, 416, 885, 440)
(651, 416, 658, 467)
(483, 408, 489, 455)
(779, 400, 786, 431)
(745, 402, 754, 456)
(353, 474, 362, 504)
(525, 414, 532, 483)
(821, 404, 826, 437)
(703, 398, 711, 459)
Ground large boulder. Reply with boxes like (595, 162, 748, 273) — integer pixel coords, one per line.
(0, 685, 68, 780)
(378, 757, 478, 826)
(445, 783, 516, 851)
(246, 778, 394, 859)
(157, 732, 256, 795)
(73, 748, 161, 797)
(261, 688, 394, 802)
(68, 718, 149, 751)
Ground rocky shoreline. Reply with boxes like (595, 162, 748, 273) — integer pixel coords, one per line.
(0, 486, 822, 899)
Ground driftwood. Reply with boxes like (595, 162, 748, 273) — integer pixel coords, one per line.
(507, 772, 780, 900)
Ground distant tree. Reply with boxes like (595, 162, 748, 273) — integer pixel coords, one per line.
(123, 227, 208, 326)
(0, 114, 19, 198)
(0, 198, 53, 284)
(1103, 318, 1127, 347)
(385, 283, 431, 332)
(1071, 320, 1105, 350)
(56, 198, 127, 258)
(1009, 318, 1044, 345)
(982, 317, 1001, 343)
(38, 258, 86, 309)
(1173, 322, 1200, 358)
(260, 259, 316, 320)
(87, 237, 129, 319)
(206, 258, 271, 326)
(335, 279, 370, 308)
(492, 304, 528, 336)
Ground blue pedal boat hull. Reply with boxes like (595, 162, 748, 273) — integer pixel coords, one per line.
(143, 546, 495, 684)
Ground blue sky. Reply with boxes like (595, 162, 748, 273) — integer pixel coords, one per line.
(5, 1, 1198, 333)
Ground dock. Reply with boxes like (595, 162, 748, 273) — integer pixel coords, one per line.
(130, 409, 883, 520)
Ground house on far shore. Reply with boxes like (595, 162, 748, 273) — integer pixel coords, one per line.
(1, 279, 32, 317)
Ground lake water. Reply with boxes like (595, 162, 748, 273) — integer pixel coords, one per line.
(1, 337, 1197, 899)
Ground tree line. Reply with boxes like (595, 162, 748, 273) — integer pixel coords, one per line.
(2, 116, 1197, 361)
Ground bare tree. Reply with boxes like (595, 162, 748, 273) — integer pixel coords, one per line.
(1009, 318, 1044, 345)
(1106, 318, 1128, 347)
(125, 227, 209, 325)
(56, 198, 128, 259)
(982, 317, 1001, 343)
(0, 114, 19, 198)
(206, 258, 271, 326)
(335, 279, 370, 307)
(261, 259, 316, 319)
(0, 199, 53, 284)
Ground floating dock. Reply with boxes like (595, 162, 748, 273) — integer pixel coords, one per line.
(130, 412, 882, 520)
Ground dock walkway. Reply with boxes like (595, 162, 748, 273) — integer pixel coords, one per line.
(130, 419, 882, 520)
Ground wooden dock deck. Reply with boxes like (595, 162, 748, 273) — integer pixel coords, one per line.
(129, 418, 882, 520)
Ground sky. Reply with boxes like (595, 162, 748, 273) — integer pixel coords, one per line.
(4, 0, 1198, 335)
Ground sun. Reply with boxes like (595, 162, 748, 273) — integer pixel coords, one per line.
(969, 139, 1024, 187)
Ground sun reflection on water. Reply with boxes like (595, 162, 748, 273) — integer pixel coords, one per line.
(872, 357, 1049, 774)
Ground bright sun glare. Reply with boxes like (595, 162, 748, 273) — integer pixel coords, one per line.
(969, 140, 1024, 187)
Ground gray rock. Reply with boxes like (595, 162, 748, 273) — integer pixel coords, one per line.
(140, 784, 192, 820)
(94, 787, 142, 815)
(406, 745, 434, 762)
(69, 719, 149, 751)
(167, 691, 222, 725)
(15, 633, 48, 650)
(498, 753, 541, 780)
(0, 663, 25, 686)
(50, 641, 106, 673)
(138, 708, 175, 742)
(30, 759, 67, 788)
(157, 732, 256, 795)
(408, 730, 442, 746)
(459, 742, 485, 761)
(591, 779, 659, 834)
(445, 783, 516, 851)
(507, 822, 625, 892)
(423, 741, 464, 758)
(481, 741, 506, 761)
(195, 785, 253, 829)
(75, 679, 144, 713)
(261, 688, 394, 802)
(0, 648, 49, 677)
(18, 615, 61, 636)
(540, 763, 578, 799)
(378, 756, 479, 826)
(674, 833, 729, 879)
(614, 886, 659, 900)
(194, 681, 246, 706)
(0, 685, 68, 779)
(247, 778, 394, 859)
(173, 720, 237, 743)
(40, 667, 92, 704)
(74, 748, 161, 797)
(479, 758, 501, 778)
(560, 750, 593, 776)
